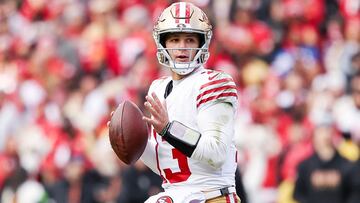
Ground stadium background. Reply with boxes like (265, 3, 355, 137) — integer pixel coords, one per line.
(0, 0, 359, 202)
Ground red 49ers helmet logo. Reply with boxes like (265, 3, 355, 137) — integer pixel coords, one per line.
(156, 196, 174, 203)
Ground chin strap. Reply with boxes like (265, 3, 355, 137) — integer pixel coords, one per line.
(168, 60, 199, 75)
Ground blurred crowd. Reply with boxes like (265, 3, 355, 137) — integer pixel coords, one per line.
(0, 0, 359, 202)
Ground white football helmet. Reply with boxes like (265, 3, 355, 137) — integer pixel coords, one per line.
(153, 2, 212, 75)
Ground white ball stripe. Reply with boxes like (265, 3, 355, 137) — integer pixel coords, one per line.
(179, 2, 186, 24)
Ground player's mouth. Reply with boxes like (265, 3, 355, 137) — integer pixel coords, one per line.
(175, 55, 190, 62)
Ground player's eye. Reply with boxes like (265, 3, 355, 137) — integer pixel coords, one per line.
(169, 38, 179, 42)
(186, 38, 196, 43)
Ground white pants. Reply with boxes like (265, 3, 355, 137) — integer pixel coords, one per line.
(145, 188, 206, 203)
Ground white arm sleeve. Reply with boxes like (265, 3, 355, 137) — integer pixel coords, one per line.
(140, 137, 160, 175)
(191, 102, 235, 169)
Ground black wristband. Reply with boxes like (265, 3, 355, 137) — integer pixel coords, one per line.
(160, 121, 201, 157)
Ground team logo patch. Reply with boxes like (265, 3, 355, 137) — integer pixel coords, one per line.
(156, 196, 174, 203)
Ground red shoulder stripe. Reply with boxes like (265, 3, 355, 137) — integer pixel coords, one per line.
(200, 78, 233, 90)
(196, 85, 237, 101)
(196, 92, 237, 108)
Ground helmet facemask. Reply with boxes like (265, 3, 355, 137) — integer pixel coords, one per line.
(155, 32, 211, 75)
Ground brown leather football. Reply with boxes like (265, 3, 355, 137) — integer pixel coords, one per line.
(108, 100, 148, 165)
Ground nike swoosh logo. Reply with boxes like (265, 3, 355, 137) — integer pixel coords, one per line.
(208, 73, 219, 80)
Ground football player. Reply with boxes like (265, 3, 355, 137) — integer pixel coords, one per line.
(141, 2, 240, 203)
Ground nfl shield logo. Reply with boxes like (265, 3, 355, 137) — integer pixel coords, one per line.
(156, 196, 174, 203)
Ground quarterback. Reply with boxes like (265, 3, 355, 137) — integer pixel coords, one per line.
(141, 2, 240, 203)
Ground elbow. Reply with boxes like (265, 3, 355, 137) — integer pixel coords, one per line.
(208, 155, 226, 169)
(192, 131, 229, 169)
(206, 141, 227, 169)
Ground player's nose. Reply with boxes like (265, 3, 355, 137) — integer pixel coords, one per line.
(177, 39, 187, 48)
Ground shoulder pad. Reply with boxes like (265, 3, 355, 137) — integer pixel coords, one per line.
(196, 71, 238, 109)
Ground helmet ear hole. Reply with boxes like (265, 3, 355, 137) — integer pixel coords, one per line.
(157, 52, 166, 64)
(198, 52, 209, 64)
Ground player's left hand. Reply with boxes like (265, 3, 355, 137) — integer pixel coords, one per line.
(143, 92, 169, 134)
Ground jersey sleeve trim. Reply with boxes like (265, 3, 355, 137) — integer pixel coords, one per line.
(200, 78, 233, 90)
(197, 92, 237, 108)
(196, 77, 238, 109)
(196, 85, 237, 101)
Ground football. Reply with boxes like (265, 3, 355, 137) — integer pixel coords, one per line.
(108, 100, 148, 165)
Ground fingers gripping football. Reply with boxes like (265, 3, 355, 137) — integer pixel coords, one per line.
(106, 111, 115, 127)
(143, 92, 169, 134)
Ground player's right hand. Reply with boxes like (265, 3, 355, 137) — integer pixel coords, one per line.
(143, 92, 169, 134)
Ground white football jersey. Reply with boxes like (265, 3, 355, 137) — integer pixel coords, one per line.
(141, 66, 238, 191)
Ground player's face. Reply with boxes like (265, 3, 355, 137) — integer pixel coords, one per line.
(165, 33, 200, 63)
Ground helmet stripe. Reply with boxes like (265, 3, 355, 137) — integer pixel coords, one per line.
(175, 3, 180, 23)
(185, 3, 190, 24)
(174, 3, 191, 25)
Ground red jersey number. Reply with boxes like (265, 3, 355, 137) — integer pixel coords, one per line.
(163, 148, 191, 183)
